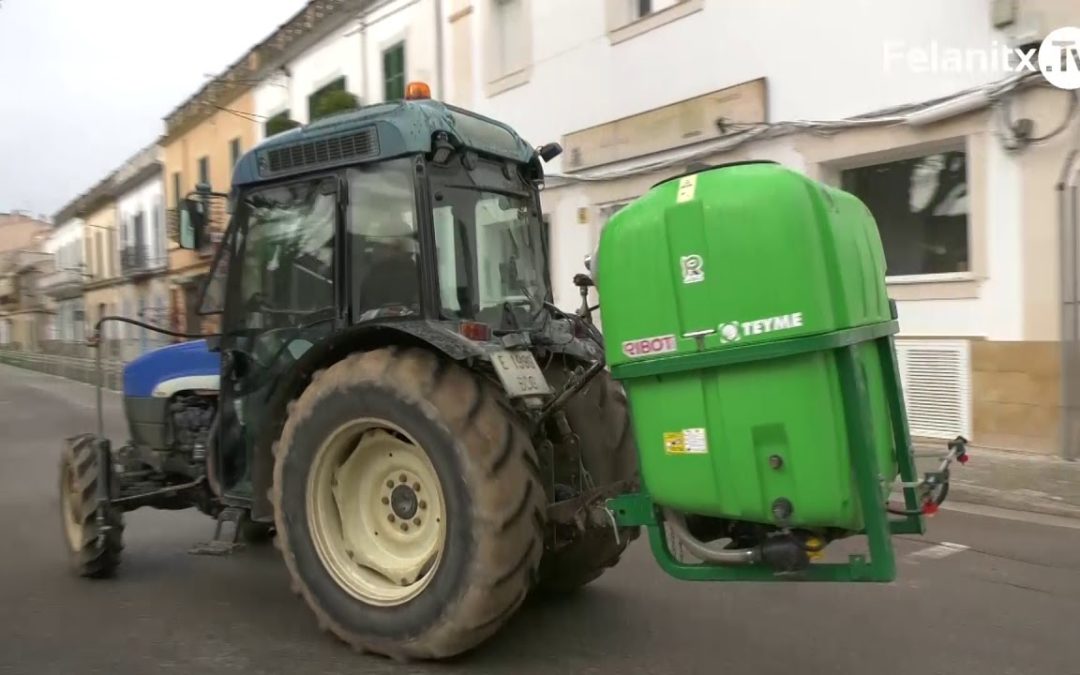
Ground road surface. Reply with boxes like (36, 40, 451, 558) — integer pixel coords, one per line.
(2, 364, 1078, 675)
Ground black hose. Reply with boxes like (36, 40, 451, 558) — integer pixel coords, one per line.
(93, 315, 220, 340)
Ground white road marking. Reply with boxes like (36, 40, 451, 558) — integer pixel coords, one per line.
(906, 542, 970, 561)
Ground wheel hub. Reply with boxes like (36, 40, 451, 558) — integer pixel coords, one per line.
(389, 484, 418, 520)
(307, 422, 447, 607)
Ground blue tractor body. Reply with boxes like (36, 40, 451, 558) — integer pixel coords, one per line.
(121, 340, 220, 449)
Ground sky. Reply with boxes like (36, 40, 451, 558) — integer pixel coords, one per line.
(0, 0, 307, 219)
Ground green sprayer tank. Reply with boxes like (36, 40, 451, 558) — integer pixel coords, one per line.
(596, 161, 901, 533)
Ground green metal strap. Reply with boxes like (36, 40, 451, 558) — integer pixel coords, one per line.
(611, 320, 899, 380)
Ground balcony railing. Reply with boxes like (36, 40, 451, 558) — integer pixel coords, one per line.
(121, 246, 167, 278)
(39, 268, 86, 299)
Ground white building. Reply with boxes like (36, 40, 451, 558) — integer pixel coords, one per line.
(40, 216, 86, 342)
(447, 0, 1080, 457)
(113, 142, 170, 357)
(253, 0, 445, 139)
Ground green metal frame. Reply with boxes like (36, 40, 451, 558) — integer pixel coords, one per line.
(607, 321, 924, 583)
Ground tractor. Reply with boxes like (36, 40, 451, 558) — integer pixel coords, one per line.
(58, 82, 965, 662)
(59, 82, 639, 660)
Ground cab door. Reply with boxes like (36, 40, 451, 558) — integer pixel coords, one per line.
(206, 175, 341, 498)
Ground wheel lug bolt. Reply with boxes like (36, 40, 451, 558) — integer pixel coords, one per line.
(413, 518, 421, 526)
(419, 500, 427, 510)
(386, 480, 394, 489)
(381, 496, 389, 505)
(413, 482, 421, 492)
(399, 474, 407, 483)
(388, 514, 396, 523)
(400, 523, 409, 532)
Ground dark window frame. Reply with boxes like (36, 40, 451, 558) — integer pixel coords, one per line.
(840, 147, 970, 278)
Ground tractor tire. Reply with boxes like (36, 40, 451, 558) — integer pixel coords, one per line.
(272, 348, 545, 661)
(58, 433, 124, 578)
(536, 368, 641, 594)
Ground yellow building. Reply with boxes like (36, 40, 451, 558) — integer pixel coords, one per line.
(163, 81, 260, 334)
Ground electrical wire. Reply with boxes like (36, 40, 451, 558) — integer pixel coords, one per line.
(549, 72, 1045, 184)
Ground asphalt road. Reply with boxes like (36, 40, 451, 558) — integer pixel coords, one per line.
(2, 363, 1079, 675)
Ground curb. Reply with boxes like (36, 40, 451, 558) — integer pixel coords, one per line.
(945, 482, 1080, 521)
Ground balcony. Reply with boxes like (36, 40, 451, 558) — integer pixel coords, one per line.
(121, 246, 167, 279)
(39, 268, 86, 299)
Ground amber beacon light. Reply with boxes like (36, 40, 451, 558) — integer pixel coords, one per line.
(405, 81, 431, 100)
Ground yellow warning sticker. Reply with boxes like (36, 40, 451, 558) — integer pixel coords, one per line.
(664, 431, 686, 455)
(665, 428, 708, 455)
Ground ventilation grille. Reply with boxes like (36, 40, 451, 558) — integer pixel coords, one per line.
(895, 339, 971, 440)
(260, 128, 379, 176)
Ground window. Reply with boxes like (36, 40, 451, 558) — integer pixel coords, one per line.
(430, 155, 549, 330)
(95, 232, 104, 278)
(346, 158, 421, 320)
(382, 43, 406, 101)
(491, 0, 526, 78)
(197, 156, 210, 188)
(172, 172, 182, 208)
(840, 150, 969, 277)
(229, 138, 242, 169)
(153, 197, 164, 260)
(632, 0, 682, 18)
(607, 0, 702, 43)
(308, 76, 346, 120)
(219, 178, 336, 334)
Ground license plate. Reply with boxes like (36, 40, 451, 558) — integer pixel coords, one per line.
(491, 350, 552, 398)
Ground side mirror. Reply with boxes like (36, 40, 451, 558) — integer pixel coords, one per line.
(179, 198, 207, 250)
(538, 142, 562, 163)
(583, 254, 593, 272)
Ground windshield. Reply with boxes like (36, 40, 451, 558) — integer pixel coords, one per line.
(429, 156, 549, 330)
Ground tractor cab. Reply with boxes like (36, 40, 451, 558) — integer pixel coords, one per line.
(178, 83, 570, 509)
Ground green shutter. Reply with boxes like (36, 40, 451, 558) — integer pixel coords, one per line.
(383, 42, 405, 101)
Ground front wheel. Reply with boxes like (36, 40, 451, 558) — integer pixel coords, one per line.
(272, 348, 545, 660)
(59, 434, 124, 578)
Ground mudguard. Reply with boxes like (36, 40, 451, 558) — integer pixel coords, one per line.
(122, 340, 221, 448)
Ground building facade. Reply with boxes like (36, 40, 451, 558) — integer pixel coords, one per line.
(115, 143, 170, 359)
(40, 215, 86, 342)
(0, 218, 53, 350)
(163, 87, 260, 334)
(81, 179, 124, 350)
(453, 0, 1080, 456)
(251, 0, 441, 139)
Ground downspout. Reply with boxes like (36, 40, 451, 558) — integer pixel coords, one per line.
(434, 0, 445, 99)
(1057, 114, 1080, 461)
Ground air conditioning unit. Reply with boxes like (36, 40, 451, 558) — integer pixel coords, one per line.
(993, 0, 1048, 51)
(895, 339, 973, 440)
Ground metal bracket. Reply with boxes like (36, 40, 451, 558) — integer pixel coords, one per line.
(188, 507, 248, 556)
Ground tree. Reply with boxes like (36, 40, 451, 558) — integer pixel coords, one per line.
(265, 112, 301, 138)
(312, 89, 360, 121)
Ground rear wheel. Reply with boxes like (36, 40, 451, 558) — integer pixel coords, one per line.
(272, 348, 545, 660)
(59, 434, 124, 578)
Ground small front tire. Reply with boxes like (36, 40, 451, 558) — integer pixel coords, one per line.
(59, 434, 124, 578)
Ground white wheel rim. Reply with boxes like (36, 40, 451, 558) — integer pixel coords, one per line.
(307, 419, 447, 607)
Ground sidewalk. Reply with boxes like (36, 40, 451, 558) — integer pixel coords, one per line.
(915, 444, 1080, 520)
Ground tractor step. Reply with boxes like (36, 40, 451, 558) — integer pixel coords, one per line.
(188, 507, 248, 556)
